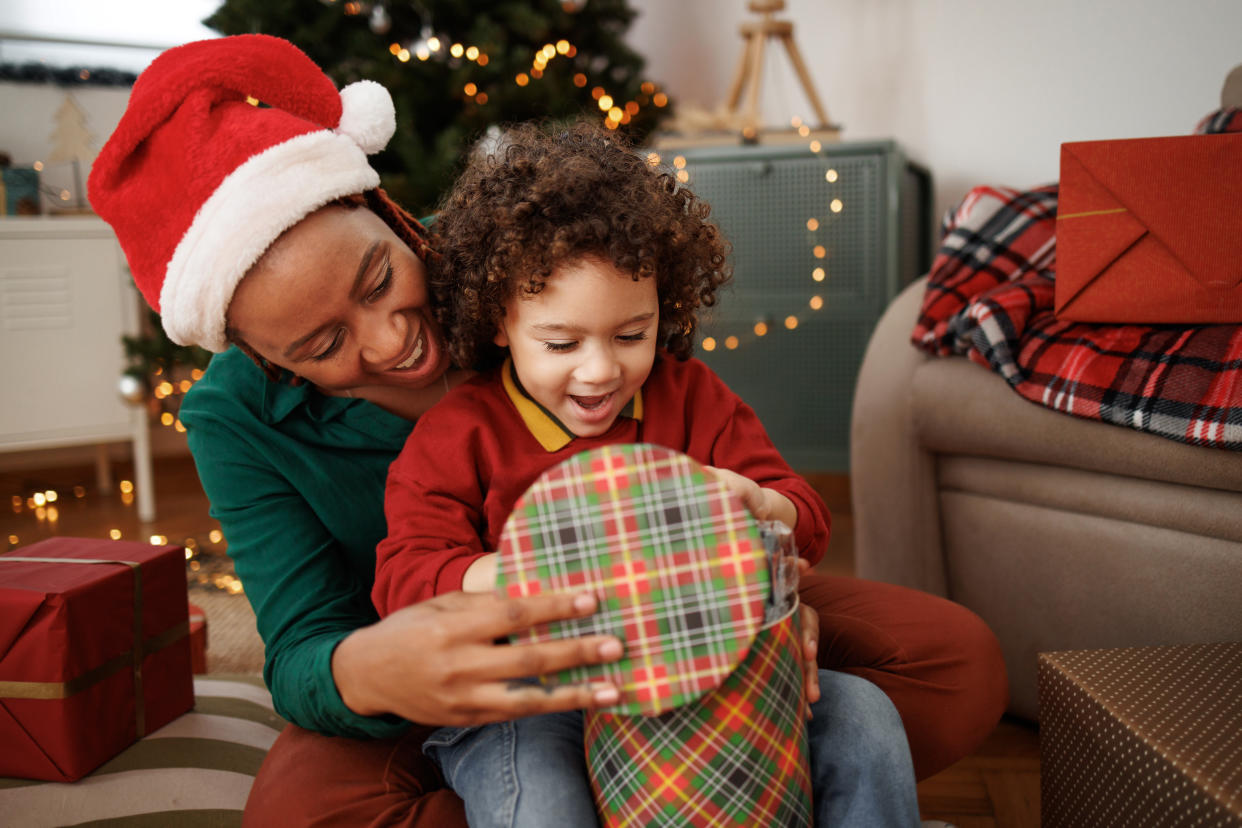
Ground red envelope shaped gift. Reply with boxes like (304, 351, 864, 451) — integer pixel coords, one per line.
(1055, 133, 1242, 323)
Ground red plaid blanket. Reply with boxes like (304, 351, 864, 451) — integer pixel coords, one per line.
(911, 108, 1242, 451)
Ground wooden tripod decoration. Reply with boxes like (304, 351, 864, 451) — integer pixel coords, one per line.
(725, 0, 833, 133)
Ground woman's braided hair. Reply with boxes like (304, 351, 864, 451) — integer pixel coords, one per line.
(429, 120, 732, 370)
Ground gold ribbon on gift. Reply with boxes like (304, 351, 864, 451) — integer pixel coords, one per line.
(0, 555, 188, 737)
(1056, 207, 1129, 220)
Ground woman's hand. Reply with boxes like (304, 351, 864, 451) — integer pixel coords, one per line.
(701, 465, 797, 529)
(332, 590, 623, 727)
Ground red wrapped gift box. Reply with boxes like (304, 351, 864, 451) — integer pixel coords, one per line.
(0, 538, 195, 782)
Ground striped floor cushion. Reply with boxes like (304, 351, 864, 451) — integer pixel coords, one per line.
(0, 674, 284, 827)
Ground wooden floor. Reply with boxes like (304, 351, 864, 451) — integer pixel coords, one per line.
(2, 455, 1041, 826)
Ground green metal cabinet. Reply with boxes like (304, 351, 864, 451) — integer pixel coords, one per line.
(670, 140, 931, 470)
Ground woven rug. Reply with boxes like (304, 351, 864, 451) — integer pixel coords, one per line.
(190, 590, 264, 675)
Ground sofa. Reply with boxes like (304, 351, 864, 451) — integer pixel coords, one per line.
(850, 277, 1242, 720)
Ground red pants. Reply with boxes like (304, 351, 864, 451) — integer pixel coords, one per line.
(244, 574, 1007, 827)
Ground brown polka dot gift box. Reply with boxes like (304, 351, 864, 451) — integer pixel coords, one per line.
(1038, 643, 1242, 827)
(0, 539, 195, 782)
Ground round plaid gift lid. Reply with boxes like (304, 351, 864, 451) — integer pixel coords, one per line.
(495, 443, 770, 716)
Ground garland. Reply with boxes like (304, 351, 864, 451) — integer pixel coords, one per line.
(0, 62, 137, 87)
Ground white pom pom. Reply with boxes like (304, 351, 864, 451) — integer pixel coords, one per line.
(337, 80, 396, 154)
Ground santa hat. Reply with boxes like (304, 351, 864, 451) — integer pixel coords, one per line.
(88, 34, 396, 352)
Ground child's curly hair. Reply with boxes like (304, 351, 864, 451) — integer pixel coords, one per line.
(430, 120, 732, 370)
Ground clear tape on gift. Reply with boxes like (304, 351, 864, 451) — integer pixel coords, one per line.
(759, 519, 800, 625)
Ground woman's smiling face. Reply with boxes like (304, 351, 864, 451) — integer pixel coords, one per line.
(226, 205, 450, 392)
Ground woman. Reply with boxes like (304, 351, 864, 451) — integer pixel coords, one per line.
(89, 34, 1006, 826)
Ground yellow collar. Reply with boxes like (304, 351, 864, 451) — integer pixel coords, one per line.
(501, 358, 643, 452)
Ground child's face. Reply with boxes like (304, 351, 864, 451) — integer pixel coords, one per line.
(495, 256, 659, 438)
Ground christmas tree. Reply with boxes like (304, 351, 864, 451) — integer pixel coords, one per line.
(205, 0, 673, 214)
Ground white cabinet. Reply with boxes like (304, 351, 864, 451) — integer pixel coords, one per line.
(0, 217, 154, 520)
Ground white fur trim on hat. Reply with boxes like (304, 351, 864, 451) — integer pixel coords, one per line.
(337, 81, 396, 154)
(160, 130, 380, 352)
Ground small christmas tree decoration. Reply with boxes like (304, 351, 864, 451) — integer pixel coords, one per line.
(47, 92, 95, 210)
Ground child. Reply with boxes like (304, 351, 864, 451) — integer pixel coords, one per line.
(373, 121, 920, 828)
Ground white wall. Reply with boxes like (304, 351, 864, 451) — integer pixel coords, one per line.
(628, 0, 1242, 224)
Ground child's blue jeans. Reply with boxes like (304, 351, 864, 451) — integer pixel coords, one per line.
(423, 668, 921, 827)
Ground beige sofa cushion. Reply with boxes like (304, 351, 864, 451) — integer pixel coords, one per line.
(912, 357, 1242, 495)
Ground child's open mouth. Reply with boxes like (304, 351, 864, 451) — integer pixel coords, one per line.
(571, 393, 611, 410)
(569, 392, 616, 425)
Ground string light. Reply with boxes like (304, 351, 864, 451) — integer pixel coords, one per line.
(7, 480, 240, 593)
(683, 157, 846, 355)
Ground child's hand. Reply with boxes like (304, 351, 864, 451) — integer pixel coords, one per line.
(462, 552, 499, 592)
(796, 558, 821, 719)
(701, 465, 797, 528)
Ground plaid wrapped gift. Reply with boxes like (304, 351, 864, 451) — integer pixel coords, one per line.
(496, 443, 811, 826)
(586, 604, 810, 828)
(497, 443, 771, 716)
